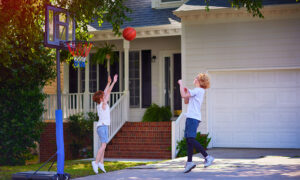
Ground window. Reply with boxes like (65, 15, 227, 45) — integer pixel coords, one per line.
(89, 63, 97, 93)
(80, 69, 85, 93)
(129, 51, 140, 108)
(161, 0, 181, 2)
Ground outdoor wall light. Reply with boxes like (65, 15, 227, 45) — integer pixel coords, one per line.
(152, 55, 156, 62)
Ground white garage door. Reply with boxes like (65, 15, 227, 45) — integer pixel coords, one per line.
(210, 69, 300, 148)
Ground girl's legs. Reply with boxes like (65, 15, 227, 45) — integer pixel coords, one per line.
(99, 143, 107, 164)
(96, 143, 107, 164)
(186, 137, 208, 162)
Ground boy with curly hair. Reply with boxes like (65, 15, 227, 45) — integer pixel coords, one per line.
(178, 73, 214, 173)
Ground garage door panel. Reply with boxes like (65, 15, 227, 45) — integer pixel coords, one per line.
(235, 91, 256, 107)
(276, 70, 300, 87)
(278, 89, 300, 107)
(211, 69, 300, 148)
(256, 91, 277, 107)
(212, 90, 234, 107)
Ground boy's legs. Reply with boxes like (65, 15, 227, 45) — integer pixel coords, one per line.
(187, 138, 208, 159)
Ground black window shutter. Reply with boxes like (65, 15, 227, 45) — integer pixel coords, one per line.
(98, 63, 107, 91)
(142, 50, 152, 108)
(110, 51, 120, 92)
(69, 61, 78, 93)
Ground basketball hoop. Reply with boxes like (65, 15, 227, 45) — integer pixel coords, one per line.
(64, 41, 93, 68)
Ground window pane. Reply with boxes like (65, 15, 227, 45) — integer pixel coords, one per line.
(80, 69, 85, 93)
(89, 63, 97, 93)
(161, 0, 180, 2)
(129, 51, 140, 107)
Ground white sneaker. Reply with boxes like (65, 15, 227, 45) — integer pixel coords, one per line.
(98, 163, 106, 173)
(204, 155, 214, 168)
(91, 161, 99, 174)
(183, 162, 196, 173)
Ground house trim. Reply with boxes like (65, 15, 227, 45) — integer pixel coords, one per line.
(174, 4, 300, 24)
(89, 24, 181, 41)
(152, 0, 187, 9)
(205, 66, 300, 148)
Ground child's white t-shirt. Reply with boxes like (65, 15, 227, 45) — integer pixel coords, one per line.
(97, 102, 110, 126)
(186, 87, 205, 121)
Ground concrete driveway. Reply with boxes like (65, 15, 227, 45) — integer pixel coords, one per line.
(74, 148, 300, 180)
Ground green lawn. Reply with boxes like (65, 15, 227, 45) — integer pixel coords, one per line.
(0, 159, 155, 180)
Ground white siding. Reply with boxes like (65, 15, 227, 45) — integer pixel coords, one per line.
(182, 18, 300, 134)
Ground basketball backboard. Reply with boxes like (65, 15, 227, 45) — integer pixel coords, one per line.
(44, 5, 75, 49)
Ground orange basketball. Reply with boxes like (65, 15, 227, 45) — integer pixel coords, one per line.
(123, 27, 136, 41)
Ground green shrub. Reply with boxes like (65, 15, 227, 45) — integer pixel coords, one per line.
(0, 86, 46, 165)
(68, 112, 98, 159)
(142, 104, 172, 122)
(176, 132, 211, 158)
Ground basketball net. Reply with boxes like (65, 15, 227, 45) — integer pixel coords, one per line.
(67, 42, 93, 68)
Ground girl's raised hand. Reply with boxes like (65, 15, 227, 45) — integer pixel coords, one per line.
(178, 79, 182, 86)
(113, 74, 118, 83)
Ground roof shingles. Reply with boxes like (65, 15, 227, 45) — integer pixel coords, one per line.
(89, 0, 181, 31)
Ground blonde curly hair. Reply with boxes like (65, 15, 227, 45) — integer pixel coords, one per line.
(197, 73, 210, 89)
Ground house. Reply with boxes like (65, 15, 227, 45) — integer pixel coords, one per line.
(42, 0, 300, 161)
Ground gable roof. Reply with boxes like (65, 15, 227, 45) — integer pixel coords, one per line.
(89, 0, 181, 31)
(177, 0, 299, 12)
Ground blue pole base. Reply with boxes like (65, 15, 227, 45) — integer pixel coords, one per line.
(55, 109, 65, 175)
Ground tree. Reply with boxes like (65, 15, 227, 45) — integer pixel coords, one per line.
(91, 42, 117, 76)
(205, 0, 299, 18)
(0, 0, 131, 165)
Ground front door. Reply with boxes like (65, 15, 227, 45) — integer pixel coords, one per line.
(164, 57, 171, 107)
(173, 53, 182, 116)
(163, 53, 182, 115)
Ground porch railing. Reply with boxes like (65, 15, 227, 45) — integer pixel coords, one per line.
(93, 92, 128, 158)
(43, 93, 84, 120)
(43, 92, 124, 120)
(171, 113, 186, 159)
(88, 92, 125, 113)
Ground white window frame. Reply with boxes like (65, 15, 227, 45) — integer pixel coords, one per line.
(128, 50, 142, 108)
(160, 0, 182, 4)
(152, 0, 185, 9)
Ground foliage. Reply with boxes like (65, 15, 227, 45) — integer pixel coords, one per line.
(91, 42, 117, 66)
(205, 0, 299, 18)
(0, 0, 130, 165)
(68, 112, 98, 159)
(142, 104, 172, 122)
(90, 42, 118, 75)
(0, 86, 46, 165)
(176, 132, 211, 158)
(0, 159, 154, 180)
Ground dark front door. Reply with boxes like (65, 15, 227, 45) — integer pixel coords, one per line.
(165, 57, 171, 107)
(173, 53, 182, 113)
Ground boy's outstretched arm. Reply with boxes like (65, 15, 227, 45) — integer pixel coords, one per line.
(183, 88, 189, 104)
(178, 80, 191, 98)
(104, 74, 118, 103)
(104, 76, 112, 94)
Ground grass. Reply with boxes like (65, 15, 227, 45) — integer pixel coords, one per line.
(0, 158, 155, 180)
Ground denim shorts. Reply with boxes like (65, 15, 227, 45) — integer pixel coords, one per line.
(97, 125, 109, 143)
(184, 118, 200, 138)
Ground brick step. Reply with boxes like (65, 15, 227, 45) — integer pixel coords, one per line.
(114, 133, 171, 138)
(123, 122, 171, 127)
(108, 142, 171, 147)
(106, 144, 171, 152)
(109, 138, 171, 144)
(120, 127, 171, 132)
(105, 151, 171, 159)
